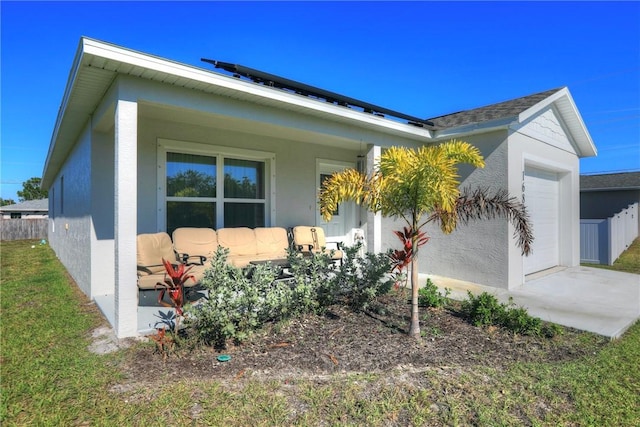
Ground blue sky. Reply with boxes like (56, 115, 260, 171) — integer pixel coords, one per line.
(1, 1, 639, 201)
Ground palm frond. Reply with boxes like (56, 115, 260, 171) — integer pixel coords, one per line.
(427, 187, 533, 255)
(318, 168, 369, 221)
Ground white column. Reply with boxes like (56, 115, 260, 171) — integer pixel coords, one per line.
(366, 145, 382, 253)
(114, 99, 138, 338)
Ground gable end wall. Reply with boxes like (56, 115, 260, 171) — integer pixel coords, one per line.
(517, 107, 577, 155)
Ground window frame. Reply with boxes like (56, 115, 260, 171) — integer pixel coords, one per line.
(157, 138, 276, 231)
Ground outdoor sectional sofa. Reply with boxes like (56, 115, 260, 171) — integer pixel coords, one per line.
(136, 227, 291, 306)
(136, 226, 344, 306)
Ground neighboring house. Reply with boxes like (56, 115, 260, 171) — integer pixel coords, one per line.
(41, 38, 597, 337)
(0, 199, 48, 219)
(580, 171, 640, 224)
(579, 171, 640, 264)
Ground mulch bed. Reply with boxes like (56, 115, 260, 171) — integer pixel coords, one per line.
(118, 292, 607, 385)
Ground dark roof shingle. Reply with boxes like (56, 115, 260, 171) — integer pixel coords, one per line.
(426, 88, 564, 131)
(0, 198, 49, 213)
(580, 172, 640, 191)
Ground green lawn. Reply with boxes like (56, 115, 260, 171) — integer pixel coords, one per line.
(582, 237, 640, 274)
(2, 240, 639, 425)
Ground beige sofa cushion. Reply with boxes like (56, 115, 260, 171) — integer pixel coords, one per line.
(255, 227, 289, 258)
(227, 255, 262, 268)
(172, 227, 218, 264)
(217, 227, 257, 256)
(136, 232, 176, 275)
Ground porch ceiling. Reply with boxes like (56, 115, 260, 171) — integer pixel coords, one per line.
(139, 102, 364, 150)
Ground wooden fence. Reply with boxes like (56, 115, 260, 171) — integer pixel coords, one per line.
(0, 219, 48, 241)
(580, 203, 639, 265)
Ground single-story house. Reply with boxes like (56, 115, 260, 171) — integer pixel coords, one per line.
(581, 171, 640, 225)
(579, 171, 639, 264)
(42, 38, 596, 337)
(0, 199, 49, 219)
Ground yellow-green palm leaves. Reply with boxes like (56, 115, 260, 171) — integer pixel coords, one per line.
(318, 140, 533, 339)
(319, 140, 485, 233)
(319, 140, 484, 339)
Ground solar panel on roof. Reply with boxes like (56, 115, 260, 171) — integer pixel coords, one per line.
(201, 58, 434, 128)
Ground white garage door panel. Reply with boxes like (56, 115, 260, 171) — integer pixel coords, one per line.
(524, 167, 559, 274)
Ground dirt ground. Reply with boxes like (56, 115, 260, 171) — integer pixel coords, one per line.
(116, 292, 607, 386)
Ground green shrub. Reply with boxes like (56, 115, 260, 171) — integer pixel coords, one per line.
(460, 291, 560, 337)
(186, 247, 298, 346)
(286, 248, 335, 312)
(417, 278, 450, 308)
(502, 306, 542, 335)
(461, 291, 506, 327)
(187, 244, 395, 347)
(332, 245, 395, 311)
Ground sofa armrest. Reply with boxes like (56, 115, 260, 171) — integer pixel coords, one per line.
(177, 252, 207, 265)
(137, 264, 165, 276)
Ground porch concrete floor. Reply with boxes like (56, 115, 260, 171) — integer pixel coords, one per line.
(138, 306, 179, 334)
(425, 266, 640, 339)
(94, 294, 182, 336)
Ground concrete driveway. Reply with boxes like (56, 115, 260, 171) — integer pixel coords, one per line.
(428, 266, 640, 339)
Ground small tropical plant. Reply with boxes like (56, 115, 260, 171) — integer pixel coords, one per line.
(149, 327, 175, 359)
(390, 226, 429, 290)
(156, 259, 196, 332)
(319, 141, 533, 338)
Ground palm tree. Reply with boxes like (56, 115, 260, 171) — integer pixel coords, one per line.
(319, 140, 533, 338)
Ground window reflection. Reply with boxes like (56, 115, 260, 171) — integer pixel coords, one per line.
(224, 203, 265, 228)
(224, 159, 264, 199)
(167, 153, 216, 197)
(167, 201, 216, 236)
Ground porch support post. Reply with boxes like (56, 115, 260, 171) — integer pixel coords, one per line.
(114, 99, 138, 338)
(366, 145, 382, 253)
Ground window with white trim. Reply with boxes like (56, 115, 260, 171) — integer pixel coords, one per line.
(160, 141, 272, 235)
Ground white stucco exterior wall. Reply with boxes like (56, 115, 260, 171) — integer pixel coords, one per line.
(385, 131, 512, 289)
(47, 122, 93, 296)
(90, 130, 115, 297)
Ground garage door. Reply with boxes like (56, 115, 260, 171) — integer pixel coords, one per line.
(524, 167, 559, 275)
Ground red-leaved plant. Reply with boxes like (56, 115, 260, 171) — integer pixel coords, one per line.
(390, 226, 429, 290)
(150, 327, 175, 360)
(156, 259, 196, 332)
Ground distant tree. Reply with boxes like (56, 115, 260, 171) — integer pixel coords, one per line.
(0, 198, 16, 206)
(17, 177, 48, 202)
(167, 170, 215, 197)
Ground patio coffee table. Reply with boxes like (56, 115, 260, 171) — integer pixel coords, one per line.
(248, 258, 294, 281)
(249, 258, 291, 269)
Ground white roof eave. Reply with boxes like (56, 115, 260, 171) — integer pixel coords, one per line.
(431, 117, 516, 140)
(42, 37, 435, 187)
